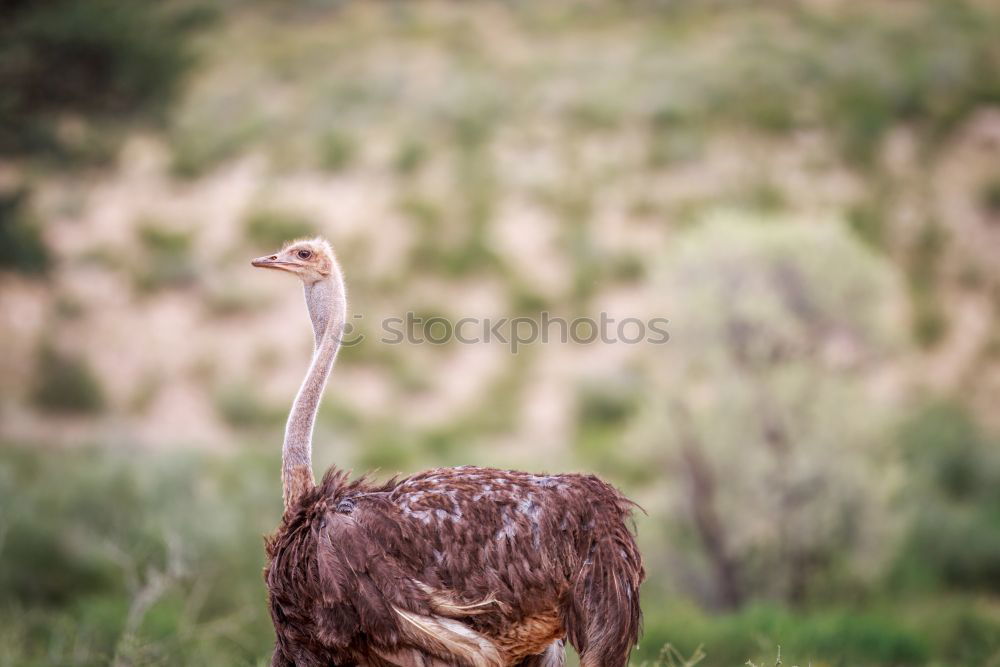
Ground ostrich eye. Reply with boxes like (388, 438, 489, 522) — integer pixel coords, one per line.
(297, 249, 312, 260)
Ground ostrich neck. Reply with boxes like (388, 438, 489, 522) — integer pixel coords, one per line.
(282, 274, 346, 509)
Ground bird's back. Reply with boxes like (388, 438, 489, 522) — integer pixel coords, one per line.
(266, 465, 643, 666)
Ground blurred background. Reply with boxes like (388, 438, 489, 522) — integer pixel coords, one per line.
(2, 1, 1000, 665)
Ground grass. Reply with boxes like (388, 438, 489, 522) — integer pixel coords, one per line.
(633, 644, 706, 667)
(638, 603, 930, 666)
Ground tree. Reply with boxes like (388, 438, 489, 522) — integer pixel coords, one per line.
(0, 0, 207, 276)
(0, 0, 206, 161)
(637, 212, 907, 608)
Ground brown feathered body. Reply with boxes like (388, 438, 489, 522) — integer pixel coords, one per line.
(265, 465, 644, 666)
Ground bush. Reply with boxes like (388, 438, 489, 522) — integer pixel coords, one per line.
(170, 114, 266, 179)
(0, 189, 50, 275)
(0, 444, 279, 665)
(979, 178, 1000, 217)
(244, 209, 317, 251)
(132, 220, 198, 293)
(214, 384, 285, 430)
(393, 138, 428, 176)
(32, 344, 105, 415)
(0, 0, 206, 160)
(318, 130, 356, 172)
(894, 403, 1000, 592)
(638, 213, 906, 608)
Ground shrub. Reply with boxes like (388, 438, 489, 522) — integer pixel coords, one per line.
(979, 177, 1000, 218)
(846, 200, 887, 252)
(32, 344, 105, 415)
(637, 213, 906, 608)
(244, 209, 317, 251)
(565, 99, 622, 132)
(214, 384, 285, 430)
(393, 138, 428, 175)
(132, 220, 197, 293)
(908, 221, 949, 347)
(894, 403, 1000, 592)
(0, 188, 50, 275)
(356, 426, 417, 472)
(0, 0, 206, 160)
(318, 130, 356, 172)
(170, 115, 266, 179)
(0, 444, 279, 665)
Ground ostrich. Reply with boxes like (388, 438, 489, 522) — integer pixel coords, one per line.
(252, 238, 644, 667)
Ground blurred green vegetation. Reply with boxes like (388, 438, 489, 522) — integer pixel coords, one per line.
(633, 216, 906, 613)
(32, 344, 106, 415)
(214, 384, 286, 430)
(0, 188, 50, 275)
(0, 445, 278, 666)
(893, 403, 1000, 594)
(132, 220, 198, 294)
(0, 0, 207, 163)
(318, 129, 357, 172)
(244, 208, 317, 251)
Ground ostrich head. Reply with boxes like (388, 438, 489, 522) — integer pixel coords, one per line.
(251, 237, 335, 284)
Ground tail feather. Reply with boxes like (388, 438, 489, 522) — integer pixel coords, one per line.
(564, 498, 644, 667)
(413, 580, 509, 618)
(393, 607, 504, 667)
(516, 640, 566, 667)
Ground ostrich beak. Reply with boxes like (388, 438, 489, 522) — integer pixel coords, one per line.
(251, 254, 293, 271)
